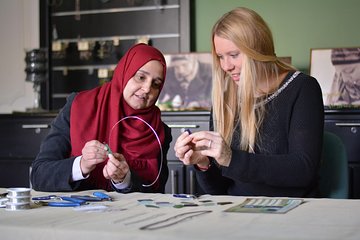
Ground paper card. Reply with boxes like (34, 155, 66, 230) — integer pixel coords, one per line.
(224, 198, 304, 214)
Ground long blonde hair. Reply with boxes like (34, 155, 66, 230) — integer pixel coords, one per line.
(211, 7, 296, 152)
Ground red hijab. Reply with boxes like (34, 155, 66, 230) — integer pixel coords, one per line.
(70, 43, 167, 190)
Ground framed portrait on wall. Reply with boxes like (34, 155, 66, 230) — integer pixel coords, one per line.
(310, 47, 360, 107)
(157, 52, 212, 111)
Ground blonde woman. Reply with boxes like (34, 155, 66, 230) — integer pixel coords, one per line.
(174, 7, 324, 197)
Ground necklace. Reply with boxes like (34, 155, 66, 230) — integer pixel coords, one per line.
(255, 71, 300, 108)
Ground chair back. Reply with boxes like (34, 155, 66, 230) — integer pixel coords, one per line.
(319, 131, 349, 199)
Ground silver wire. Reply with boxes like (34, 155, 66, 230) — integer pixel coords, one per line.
(139, 210, 212, 230)
(108, 116, 164, 188)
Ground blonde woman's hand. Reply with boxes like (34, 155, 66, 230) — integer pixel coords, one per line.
(174, 131, 209, 166)
(103, 153, 129, 183)
(80, 140, 108, 176)
(191, 131, 232, 167)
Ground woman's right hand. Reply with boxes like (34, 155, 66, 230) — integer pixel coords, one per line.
(80, 140, 108, 176)
(174, 131, 209, 166)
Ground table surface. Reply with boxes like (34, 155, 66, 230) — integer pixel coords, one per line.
(1, 189, 360, 240)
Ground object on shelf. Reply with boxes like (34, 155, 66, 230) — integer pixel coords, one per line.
(98, 68, 113, 85)
(77, 39, 95, 60)
(136, 36, 150, 45)
(25, 48, 48, 112)
(52, 41, 68, 59)
(96, 40, 114, 60)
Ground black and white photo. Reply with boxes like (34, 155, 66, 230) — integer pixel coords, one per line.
(310, 47, 360, 106)
(158, 53, 212, 110)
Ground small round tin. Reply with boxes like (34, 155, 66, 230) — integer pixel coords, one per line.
(6, 196, 31, 204)
(6, 188, 31, 198)
(5, 202, 31, 211)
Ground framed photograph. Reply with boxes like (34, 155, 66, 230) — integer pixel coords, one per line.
(310, 47, 360, 107)
(157, 52, 213, 111)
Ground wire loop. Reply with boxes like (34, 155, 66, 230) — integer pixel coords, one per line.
(108, 116, 163, 188)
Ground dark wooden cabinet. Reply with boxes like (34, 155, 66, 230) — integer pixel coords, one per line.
(161, 111, 210, 195)
(324, 109, 360, 199)
(0, 113, 55, 188)
(166, 161, 185, 194)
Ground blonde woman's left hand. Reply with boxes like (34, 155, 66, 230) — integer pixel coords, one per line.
(191, 131, 232, 167)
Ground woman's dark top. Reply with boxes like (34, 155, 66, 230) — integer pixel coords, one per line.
(196, 72, 324, 197)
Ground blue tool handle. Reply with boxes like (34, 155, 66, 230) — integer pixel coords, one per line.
(93, 191, 112, 200)
(61, 196, 86, 204)
(32, 195, 57, 200)
(71, 195, 103, 201)
(47, 202, 82, 207)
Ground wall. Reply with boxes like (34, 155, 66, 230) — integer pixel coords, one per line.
(194, 0, 360, 72)
(0, 0, 39, 113)
(1, 0, 360, 113)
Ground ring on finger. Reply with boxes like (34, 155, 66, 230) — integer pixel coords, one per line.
(208, 140, 212, 148)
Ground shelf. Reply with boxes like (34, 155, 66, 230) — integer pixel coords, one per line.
(53, 33, 180, 44)
(52, 64, 116, 72)
(52, 93, 71, 99)
(52, 5, 179, 17)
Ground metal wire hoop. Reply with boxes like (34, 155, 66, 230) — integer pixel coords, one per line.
(108, 116, 163, 188)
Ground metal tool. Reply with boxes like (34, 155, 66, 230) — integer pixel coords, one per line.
(32, 195, 86, 207)
(70, 195, 103, 201)
(32, 195, 57, 201)
(173, 194, 197, 199)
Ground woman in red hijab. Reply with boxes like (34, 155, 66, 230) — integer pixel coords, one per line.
(31, 44, 172, 193)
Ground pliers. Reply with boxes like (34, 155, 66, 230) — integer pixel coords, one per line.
(93, 191, 113, 201)
(70, 192, 113, 201)
(32, 195, 87, 207)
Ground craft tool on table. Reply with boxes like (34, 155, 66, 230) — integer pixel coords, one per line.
(93, 191, 113, 201)
(70, 195, 103, 201)
(173, 194, 197, 199)
(32, 195, 87, 207)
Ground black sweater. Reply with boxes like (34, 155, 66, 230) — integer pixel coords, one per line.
(196, 72, 324, 197)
